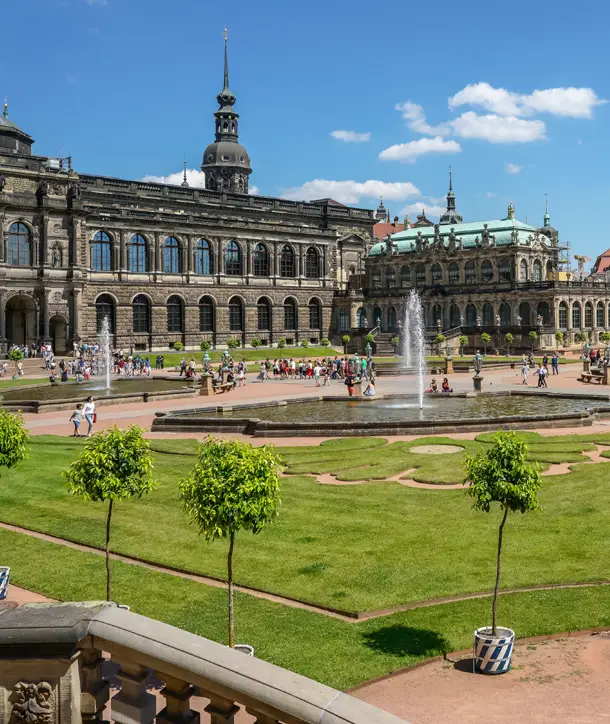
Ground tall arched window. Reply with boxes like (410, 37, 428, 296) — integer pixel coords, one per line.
(519, 302, 531, 325)
(167, 295, 183, 332)
(373, 306, 383, 328)
(431, 263, 442, 285)
(572, 302, 581, 329)
(338, 309, 349, 332)
(481, 260, 493, 283)
(465, 260, 476, 284)
(385, 266, 396, 287)
(229, 297, 243, 331)
(400, 265, 410, 288)
(163, 237, 180, 274)
(597, 302, 605, 328)
(132, 294, 150, 333)
(558, 302, 568, 329)
(537, 302, 550, 325)
(199, 296, 215, 332)
(253, 244, 269, 277)
(533, 259, 542, 282)
(415, 264, 426, 287)
(308, 298, 321, 329)
(431, 305, 442, 327)
(7, 223, 31, 266)
(448, 262, 460, 284)
(449, 304, 461, 327)
(284, 298, 297, 329)
(585, 301, 593, 328)
(499, 302, 511, 327)
(95, 294, 115, 333)
(91, 231, 112, 271)
(257, 297, 271, 330)
(519, 259, 528, 281)
(194, 239, 212, 275)
(483, 302, 494, 326)
(128, 234, 148, 273)
(388, 306, 397, 330)
(465, 303, 477, 326)
(498, 257, 511, 282)
(357, 307, 367, 328)
(225, 241, 242, 276)
(546, 260, 553, 278)
(305, 247, 320, 278)
(280, 245, 294, 277)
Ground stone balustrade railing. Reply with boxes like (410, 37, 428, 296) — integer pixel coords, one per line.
(0, 602, 409, 724)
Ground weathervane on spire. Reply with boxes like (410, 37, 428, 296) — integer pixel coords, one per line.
(3, 98, 7, 119)
(182, 156, 189, 188)
(449, 165, 453, 192)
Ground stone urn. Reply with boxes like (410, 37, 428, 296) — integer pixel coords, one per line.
(473, 626, 514, 674)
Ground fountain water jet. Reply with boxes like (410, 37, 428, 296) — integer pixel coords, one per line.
(404, 290, 426, 409)
(98, 315, 112, 391)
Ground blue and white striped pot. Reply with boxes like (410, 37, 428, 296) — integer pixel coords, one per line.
(0, 567, 10, 601)
(473, 626, 514, 674)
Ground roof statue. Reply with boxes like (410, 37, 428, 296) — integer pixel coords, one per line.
(506, 201, 515, 220)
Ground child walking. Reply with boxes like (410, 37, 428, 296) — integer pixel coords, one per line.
(69, 404, 84, 437)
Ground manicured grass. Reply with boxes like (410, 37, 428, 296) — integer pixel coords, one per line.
(0, 377, 50, 389)
(1, 434, 610, 613)
(2, 526, 610, 690)
(157, 346, 342, 367)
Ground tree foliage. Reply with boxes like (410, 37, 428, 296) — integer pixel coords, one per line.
(435, 333, 446, 344)
(227, 338, 241, 350)
(365, 333, 375, 344)
(172, 341, 184, 352)
(200, 340, 211, 352)
(574, 331, 588, 344)
(301, 339, 309, 348)
(0, 411, 29, 471)
(555, 331, 564, 344)
(341, 334, 351, 344)
(277, 338, 286, 349)
(600, 331, 610, 344)
(391, 335, 400, 348)
(320, 337, 330, 347)
(8, 348, 24, 362)
(250, 338, 262, 348)
(459, 335, 468, 347)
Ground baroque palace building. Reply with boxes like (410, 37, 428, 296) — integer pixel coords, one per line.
(335, 176, 610, 352)
(0, 36, 372, 354)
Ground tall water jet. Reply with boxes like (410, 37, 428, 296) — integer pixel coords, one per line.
(403, 301, 412, 369)
(406, 289, 426, 410)
(98, 315, 112, 391)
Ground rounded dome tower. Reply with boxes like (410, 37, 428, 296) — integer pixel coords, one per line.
(201, 29, 252, 194)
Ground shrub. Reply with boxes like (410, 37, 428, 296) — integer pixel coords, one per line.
(480, 332, 492, 354)
(341, 334, 351, 353)
(277, 338, 286, 349)
(435, 333, 446, 344)
(250, 338, 262, 348)
(459, 335, 468, 356)
(320, 337, 330, 347)
(8, 348, 24, 362)
(600, 331, 610, 344)
(365, 333, 375, 345)
(0, 410, 29, 471)
(300, 339, 309, 349)
(200, 340, 211, 352)
(172, 341, 184, 352)
(391, 335, 400, 349)
(227, 338, 240, 350)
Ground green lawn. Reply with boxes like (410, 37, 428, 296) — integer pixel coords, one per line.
(1, 434, 610, 614)
(156, 346, 342, 367)
(0, 377, 49, 389)
(2, 525, 610, 690)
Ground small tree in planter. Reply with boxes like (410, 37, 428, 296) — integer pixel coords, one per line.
(320, 337, 330, 347)
(528, 330, 538, 351)
(300, 339, 309, 349)
(480, 333, 491, 356)
(464, 432, 540, 673)
(64, 426, 156, 601)
(179, 437, 281, 649)
(277, 338, 286, 349)
(600, 331, 610, 345)
(341, 334, 350, 354)
(173, 341, 184, 352)
(504, 333, 514, 356)
(391, 335, 400, 354)
(200, 340, 211, 352)
(554, 330, 564, 349)
(574, 330, 587, 344)
(250, 338, 262, 349)
(8, 347, 24, 373)
(227, 338, 240, 350)
(459, 335, 468, 356)
(435, 333, 446, 356)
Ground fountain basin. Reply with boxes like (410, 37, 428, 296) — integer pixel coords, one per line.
(152, 391, 610, 437)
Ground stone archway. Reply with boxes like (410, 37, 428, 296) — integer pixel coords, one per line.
(50, 314, 68, 354)
(6, 294, 37, 347)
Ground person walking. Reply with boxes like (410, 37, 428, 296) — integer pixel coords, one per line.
(521, 362, 529, 386)
(83, 396, 96, 437)
(552, 352, 559, 375)
(69, 404, 84, 437)
(344, 370, 356, 397)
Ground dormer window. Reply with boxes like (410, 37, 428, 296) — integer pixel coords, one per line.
(221, 155, 230, 162)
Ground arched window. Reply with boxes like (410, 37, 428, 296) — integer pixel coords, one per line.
(284, 298, 297, 329)
(431, 263, 442, 285)
(257, 297, 271, 330)
(385, 266, 396, 287)
(280, 245, 294, 277)
(465, 260, 476, 284)
(309, 298, 321, 328)
(448, 262, 460, 285)
(499, 302, 511, 327)
(388, 306, 397, 330)
(585, 301, 594, 328)
(163, 237, 180, 274)
(431, 305, 442, 327)
(449, 304, 461, 327)
(546, 260, 553, 278)
(400, 265, 410, 287)
(415, 264, 426, 287)
(537, 301, 550, 325)
(498, 257, 511, 282)
(465, 303, 477, 326)
(95, 294, 115, 333)
(199, 296, 215, 332)
(91, 231, 112, 271)
(481, 260, 493, 283)
(253, 243, 269, 277)
(572, 301, 581, 329)
(167, 295, 183, 332)
(533, 259, 542, 282)
(229, 297, 243, 331)
(194, 239, 213, 275)
(373, 306, 383, 329)
(558, 302, 568, 329)
(305, 247, 320, 278)
(357, 307, 367, 328)
(128, 234, 148, 273)
(7, 223, 31, 266)
(519, 302, 531, 325)
(482, 302, 494, 326)
(225, 241, 242, 276)
(132, 294, 150, 333)
(338, 309, 349, 332)
(519, 259, 528, 281)
(597, 302, 605, 328)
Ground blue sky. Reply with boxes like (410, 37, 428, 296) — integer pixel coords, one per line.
(3, 0, 610, 261)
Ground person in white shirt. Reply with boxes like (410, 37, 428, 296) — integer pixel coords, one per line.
(83, 396, 96, 436)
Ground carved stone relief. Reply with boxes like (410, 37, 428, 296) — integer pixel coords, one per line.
(9, 681, 54, 724)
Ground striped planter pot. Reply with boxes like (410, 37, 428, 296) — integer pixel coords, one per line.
(0, 567, 10, 601)
(473, 626, 514, 674)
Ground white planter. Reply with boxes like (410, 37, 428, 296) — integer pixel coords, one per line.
(473, 626, 514, 674)
(0, 567, 10, 601)
(234, 644, 254, 656)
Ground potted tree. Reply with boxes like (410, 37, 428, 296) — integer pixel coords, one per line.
(464, 432, 541, 674)
(227, 338, 240, 350)
(250, 338, 262, 349)
(600, 331, 610, 345)
(179, 437, 281, 653)
(459, 335, 468, 357)
(173, 341, 184, 352)
(528, 330, 538, 352)
(480, 332, 491, 356)
(341, 334, 351, 354)
(200, 340, 211, 352)
(320, 337, 330, 348)
(8, 347, 24, 378)
(504, 332, 514, 357)
(435, 333, 446, 356)
(0, 411, 29, 600)
(301, 339, 309, 349)
(391, 335, 400, 355)
(64, 426, 156, 601)
(277, 337, 286, 349)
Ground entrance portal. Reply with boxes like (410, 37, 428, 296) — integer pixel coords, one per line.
(50, 314, 68, 354)
(5, 294, 37, 347)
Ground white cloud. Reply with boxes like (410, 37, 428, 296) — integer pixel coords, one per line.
(449, 82, 606, 119)
(141, 169, 260, 195)
(249, 185, 261, 195)
(85, 0, 108, 5)
(450, 112, 546, 143)
(281, 179, 420, 204)
(505, 163, 522, 174)
(379, 136, 461, 163)
(330, 130, 371, 143)
(400, 202, 446, 219)
(394, 102, 451, 136)
(486, 191, 496, 198)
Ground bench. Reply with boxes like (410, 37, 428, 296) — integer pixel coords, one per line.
(212, 382, 234, 394)
(580, 373, 603, 384)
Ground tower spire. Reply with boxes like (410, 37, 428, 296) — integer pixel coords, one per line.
(544, 193, 550, 226)
(181, 157, 189, 187)
(223, 27, 229, 90)
(439, 167, 463, 225)
(449, 165, 453, 192)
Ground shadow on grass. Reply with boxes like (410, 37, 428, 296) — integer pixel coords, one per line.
(362, 625, 450, 658)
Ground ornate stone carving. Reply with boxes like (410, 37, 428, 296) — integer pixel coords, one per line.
(9, 681, 54, 724)
(0, 174, 5, 193)
(36, 179, 49, 198)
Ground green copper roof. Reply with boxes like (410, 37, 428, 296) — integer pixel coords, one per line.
(369, 217, 541, 256)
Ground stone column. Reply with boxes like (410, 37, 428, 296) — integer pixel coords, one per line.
(186, 236, 193, 274)
(204, 695, 239, 724)
(111, 661, 156, 724)
(157, 675, 199, 724)
(73, 288, 82, 340)
(0, 289, 6, 340)
(154, 233, 161, 274)
(119, 231, 126, 271)
(79, 648, 110, 724)
(42, 289, 50, 341)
